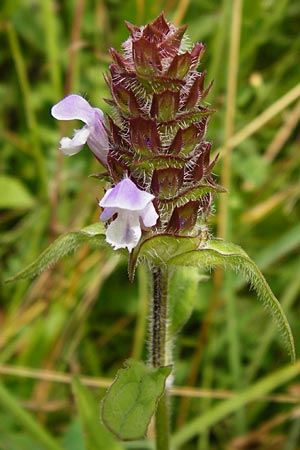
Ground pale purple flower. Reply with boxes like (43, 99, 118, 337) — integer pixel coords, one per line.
(99, 178, 159, 252)
(51, 94, 109, 166)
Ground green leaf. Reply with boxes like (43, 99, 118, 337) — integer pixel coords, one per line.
(80, 222, 106, 236)
(101, 359, 172, 441)
(6, 223, 107, 282)
(72, 377, 123, 450)
(169, 266, 199, 335)
(129, 234, 200, 281)
(168, 239, 296, 363)
(0, 175, 35, 210)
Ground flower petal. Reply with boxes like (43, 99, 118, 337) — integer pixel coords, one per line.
(52, 95, 109, 166)
(105, 211, 142, 252)
(99, 178, 154, 211)
(100, 206, 117, 221)
(51, 94, 95, 124)
(86, 109, 109, 164)
(59, 127, 90, 155)
(140, 202, 159, 227)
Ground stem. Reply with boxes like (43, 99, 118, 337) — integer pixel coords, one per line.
(7, 23, 48, 197)
(41, 0, 62, 99)
(155, 391, 170, 450)
(151, 265, 170, 450)
(131, 264, 149, 359)
(216, 0, 245, 433)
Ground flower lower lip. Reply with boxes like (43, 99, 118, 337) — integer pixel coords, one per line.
(99, 178, 158, 251)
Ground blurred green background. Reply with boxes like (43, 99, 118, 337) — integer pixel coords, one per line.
(1, 0, 300, 449)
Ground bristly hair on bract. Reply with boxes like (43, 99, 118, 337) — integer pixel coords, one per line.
(104, 13, 225, 243)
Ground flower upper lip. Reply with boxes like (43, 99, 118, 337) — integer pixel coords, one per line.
(51, 94, 109, 166)
(100, 177, 156, 210)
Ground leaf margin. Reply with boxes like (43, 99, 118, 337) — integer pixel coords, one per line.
(168, 239, 296, 363)
(6, 223, 108, 283)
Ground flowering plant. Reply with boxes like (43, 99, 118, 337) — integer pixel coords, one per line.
(9, 13, 295, 450)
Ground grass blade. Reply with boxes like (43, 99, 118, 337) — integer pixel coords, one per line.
(172, 361, 300, 449)
(0, 381, 64, 450)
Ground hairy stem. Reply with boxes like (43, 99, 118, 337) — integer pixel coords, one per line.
(151, 265, 170, 450)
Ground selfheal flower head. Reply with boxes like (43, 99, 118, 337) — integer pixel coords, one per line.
(51, 94, 109, 166)
(99, 178, 158, 252)
(51, 14, 224, 253)
(104, 13, 224, 246)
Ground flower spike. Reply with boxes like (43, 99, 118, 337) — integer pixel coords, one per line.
(51, 14, 223, 251)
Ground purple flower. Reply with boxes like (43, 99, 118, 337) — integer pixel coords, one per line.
(99, 178, 159, 252)
(51, 94, 109, 166)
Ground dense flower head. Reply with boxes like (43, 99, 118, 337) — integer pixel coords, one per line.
(104, 13, 223, 244)
(51, 13, 224, 252)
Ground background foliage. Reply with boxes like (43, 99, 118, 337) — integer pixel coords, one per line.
(1, 0, 300, 449)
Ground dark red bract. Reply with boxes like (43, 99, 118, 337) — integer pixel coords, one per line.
(105, 13, 224, 238)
